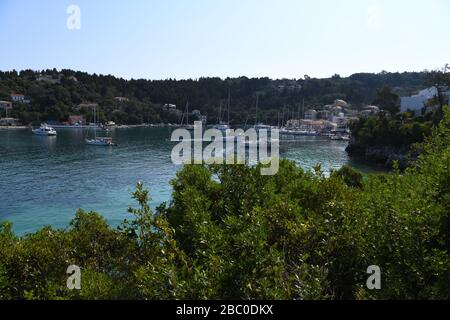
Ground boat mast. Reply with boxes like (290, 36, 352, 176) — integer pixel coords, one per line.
(302, 98, 305, 120)
(186, 102, 189, 125)
(227, 89, 230, 125)
(94, 106, 96, 139)
(255, 93, 259, 126)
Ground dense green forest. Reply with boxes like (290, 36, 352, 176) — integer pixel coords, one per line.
(0, 69, 428, 125)
(0, 107, 448, 300)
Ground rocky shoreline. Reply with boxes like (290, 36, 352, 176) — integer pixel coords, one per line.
(346, 139, 418, 169)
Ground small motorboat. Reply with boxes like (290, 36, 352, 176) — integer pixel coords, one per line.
(32, 124, 57, 136)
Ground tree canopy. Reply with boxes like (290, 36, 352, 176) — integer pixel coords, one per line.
(0, 69, 429, 125)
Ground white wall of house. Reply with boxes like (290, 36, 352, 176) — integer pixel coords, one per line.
(400, 87, 450, 116)
(11, 95, 25, 102)
(418, 87, 438, 99)
(400, 96, 427, 115)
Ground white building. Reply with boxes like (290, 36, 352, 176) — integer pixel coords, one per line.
(0, 117, 20, 126)
(334, 99, 349, 108)
(331, 115, 349, 127)
(37, 74, 62, 84)
(10, 93, 29, 103)
(360, 106, 380, 118)
(400, 87, 450, 116)
(0, 101, 13, 110)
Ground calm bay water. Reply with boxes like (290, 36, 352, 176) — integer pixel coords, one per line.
(0, 127, 378, 235)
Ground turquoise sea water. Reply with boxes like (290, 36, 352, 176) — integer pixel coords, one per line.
(0, 127, 379, 235)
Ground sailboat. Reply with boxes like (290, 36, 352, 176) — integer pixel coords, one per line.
(85, 106, 115, 146)
(241, 94, 278, 148)
(179, 102, 195, 130)
(253, 94, 271, 131)
(212, 91, 231, 133)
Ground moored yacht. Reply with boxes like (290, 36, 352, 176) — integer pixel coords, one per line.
(85, 106, 116, 146)
(179, 102, 196, 130)
(32, 124, 57, 136)
(85, 136, 115, 146)
(211, 90, 232, 133)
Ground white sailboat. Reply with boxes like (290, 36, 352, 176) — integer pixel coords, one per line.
(85, 106, 115, 146)
(212, 91, 231, 133)
(179, 102, 195, 130)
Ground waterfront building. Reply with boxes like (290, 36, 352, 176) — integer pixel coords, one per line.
(68, 115, 86, 126)
(0, 117, 20, 126)
(0, 101, 13, 110)
(331, 115, 349, 128)
(286, 119, 337, 133)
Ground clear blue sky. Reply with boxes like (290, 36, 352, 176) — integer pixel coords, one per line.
(1, 0, 449, 79)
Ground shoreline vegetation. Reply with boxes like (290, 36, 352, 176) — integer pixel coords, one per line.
(346, 110, 441, 168)
(0, 107, 448, 300)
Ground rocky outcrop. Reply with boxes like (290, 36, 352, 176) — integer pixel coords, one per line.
(346, 139, 418, 169)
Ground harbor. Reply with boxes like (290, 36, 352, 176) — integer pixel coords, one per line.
(0, 126, 380, 235)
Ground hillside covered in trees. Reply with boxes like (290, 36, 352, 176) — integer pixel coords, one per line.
(0, 69, 428, 125)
